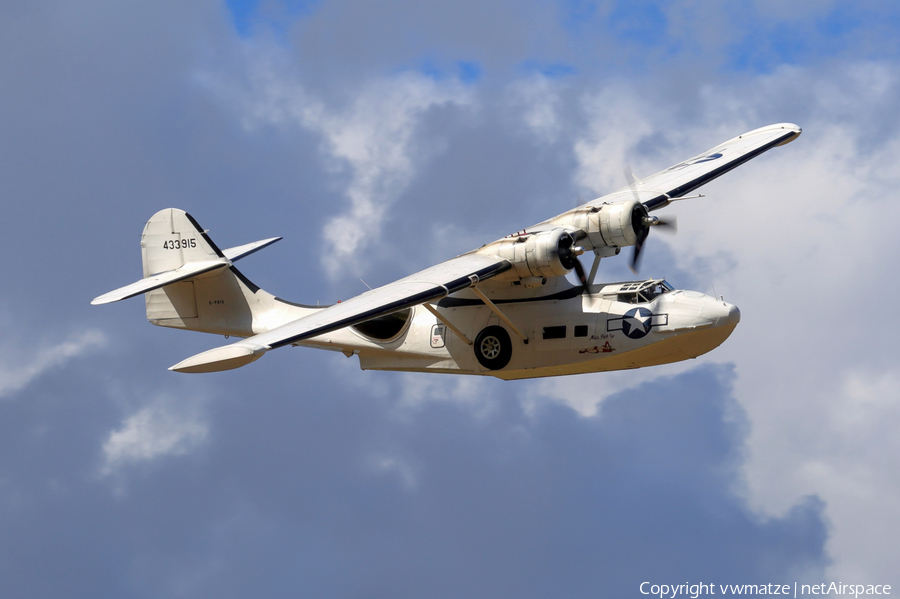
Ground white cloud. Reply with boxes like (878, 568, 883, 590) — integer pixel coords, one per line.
(396, 372, 484, 406)
(201, 57, 474, 278)
(0, 328, 106, 399)
(563, 62, 900, 583)
(311, 76, 473, 275)
(521, 362, 699, 419)
(506, 75, 564, 145)
(573, 86, 660, 196)
(100, 394, 209, 478)
(371, 371, 500, 423)
(366, 452, 418, 492)
(201, 53, 900, 583)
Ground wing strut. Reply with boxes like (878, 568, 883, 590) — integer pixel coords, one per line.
(471, 287, 529, 344)
(423, 304, 472, 345)
(587, 253, 602, 287)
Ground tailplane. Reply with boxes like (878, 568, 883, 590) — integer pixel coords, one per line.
(93, 208, 310, 339)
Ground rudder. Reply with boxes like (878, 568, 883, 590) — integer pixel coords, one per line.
(141, 208, 255, 335)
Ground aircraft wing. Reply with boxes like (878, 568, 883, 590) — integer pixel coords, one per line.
(169, 253, 512, 373)
(600, 123, 801, 211)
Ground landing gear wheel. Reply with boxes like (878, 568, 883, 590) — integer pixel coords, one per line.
(474, 326, 512, 370)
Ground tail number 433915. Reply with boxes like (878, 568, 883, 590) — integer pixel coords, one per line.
(163, 239, 197, 250)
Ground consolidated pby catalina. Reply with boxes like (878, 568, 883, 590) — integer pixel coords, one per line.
(93, 123, 801, 378)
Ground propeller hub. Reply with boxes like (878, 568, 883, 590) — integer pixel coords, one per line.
(557, 234, 579, 270)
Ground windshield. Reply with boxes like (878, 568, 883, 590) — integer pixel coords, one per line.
(640, 280, 672, 302)
(616, 279, 672, 304)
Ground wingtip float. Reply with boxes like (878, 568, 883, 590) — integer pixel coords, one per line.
(169, 343, 268, 373)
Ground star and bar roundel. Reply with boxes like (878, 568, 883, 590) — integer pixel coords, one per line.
(607, 308, 668, 339)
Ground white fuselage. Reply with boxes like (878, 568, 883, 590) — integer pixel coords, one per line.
(295, 279, 740, 380)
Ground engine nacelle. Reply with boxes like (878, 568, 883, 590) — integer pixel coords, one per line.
(494, 228, 580, 279)
(596, 199, 643, 248)
(562, 199, 645, 250)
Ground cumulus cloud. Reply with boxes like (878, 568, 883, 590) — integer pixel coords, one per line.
(573, 85, 664, 196)
(521, 364, 694, 418)
(311, 76, 473, 275)
(4, 0, 900, 593)
(100, 394, 209, 478)
(336, 362, 502, 422)
(274, 60, 899, 583)
(192, 50, 900, 584)
(560, 63, 900, 583)
(365, 452, 418, 492)
(506, 75, 565, 145)
(201, 59, 474, 278)
(394, 373, 497, 414)
(0, 328, 106, 399)
(339, 364, 828, 594)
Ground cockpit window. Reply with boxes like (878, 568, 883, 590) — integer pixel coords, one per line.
(615, 279, 673, 304)
(640, 280, 672, 302)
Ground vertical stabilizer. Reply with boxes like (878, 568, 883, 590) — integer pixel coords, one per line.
(141, 208, 224, 277)
(141, 209, 224, 327)
(139, 208, 304, 337)
(95, 208, 315, 339)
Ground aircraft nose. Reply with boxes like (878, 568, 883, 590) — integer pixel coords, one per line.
(711, 300, 740, 328)
(726, 303, 740, 326)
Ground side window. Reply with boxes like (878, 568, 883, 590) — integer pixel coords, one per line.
(542, 326, 566, 340)
(574, 325, 588, 337)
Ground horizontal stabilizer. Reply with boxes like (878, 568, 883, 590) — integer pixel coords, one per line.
(91, 259, 227, 305)
(169, 343, 268, 373)
(222, 237, 282, 262)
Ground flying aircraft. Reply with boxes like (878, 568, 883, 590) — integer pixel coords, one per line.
(92, 123, 801, 379)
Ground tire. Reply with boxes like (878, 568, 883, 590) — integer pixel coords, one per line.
(474, 326, 512, 370)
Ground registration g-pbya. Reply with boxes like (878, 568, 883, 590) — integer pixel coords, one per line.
(93, 124, 801, 379)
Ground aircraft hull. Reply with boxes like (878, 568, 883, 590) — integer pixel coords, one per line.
(299, 283, 740, 380)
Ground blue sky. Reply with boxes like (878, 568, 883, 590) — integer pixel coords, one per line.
(1, 0, 899, 597)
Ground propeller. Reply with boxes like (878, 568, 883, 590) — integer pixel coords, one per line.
(558, 234, 588, 289)
(630, 222, 649, 273)
(572, 256, 588, 289)
(624, 166, 677, 274)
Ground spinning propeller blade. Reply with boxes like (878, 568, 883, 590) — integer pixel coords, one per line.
(557, 233, 588, 289)
(623, 166, 677, 274)
(630, 226, 650, 274)
(654, 215, 677, 233)
(572, 256, 588, 289)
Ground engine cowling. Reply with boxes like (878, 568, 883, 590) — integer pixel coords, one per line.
(554, 199, 647, 251)
(494, 228, 581, 279)
(597, 199, 644, 247)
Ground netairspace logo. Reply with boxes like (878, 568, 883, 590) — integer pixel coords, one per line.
(639, 582, 892, 598)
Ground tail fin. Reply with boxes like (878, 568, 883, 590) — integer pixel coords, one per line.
(142, 208, 277, 337)
(95, 208, 311, 339)
(141, 208, 225, 276)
